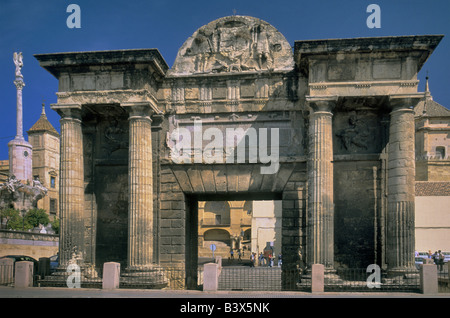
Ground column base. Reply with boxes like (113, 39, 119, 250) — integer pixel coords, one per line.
(37, 264, 101, 288)
(121, 264, 168, 289)
(385, 266, 418, 279)
(382, 267, 419, 290)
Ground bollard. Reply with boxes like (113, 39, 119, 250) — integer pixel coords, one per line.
(15, 261, 34, 288)
(0, 258, 14, 285)
(102, 262, 121, 289)
(203, 263, 219, 291)
(420, 264, 438, 294)
(38, 257, 50, 279)
(311, 264, 324, 293)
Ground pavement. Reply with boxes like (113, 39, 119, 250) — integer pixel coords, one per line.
(1, 285, 449, 298)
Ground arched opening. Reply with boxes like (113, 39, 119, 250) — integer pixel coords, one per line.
(203, 229, 231, 245)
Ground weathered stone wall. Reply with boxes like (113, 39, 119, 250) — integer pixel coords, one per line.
(333, 161, 382, 268)
(83, 113, 130, 268)
(0, 230, 58, 259)
(158, 164, 186, 266)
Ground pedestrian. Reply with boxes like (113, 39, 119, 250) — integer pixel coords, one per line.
(438, 250, 445, 271)
(230, 249, 234, 260)
(238, 250, 242, 262)
(428, 250, 433, 259)
(250, 253, 255, 267)
(258, 252, 264, 266)
(277, 253, 282, 267)
(432, 251, 438, 265)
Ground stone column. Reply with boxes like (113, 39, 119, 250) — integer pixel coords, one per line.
(126, 104, 155, 271)
(58, 106, 85, 267)
(14, 79, 25, 139)
(306, 96, 337, 270)
(386, 96, 420, 274)
(8, 56, 33, 183)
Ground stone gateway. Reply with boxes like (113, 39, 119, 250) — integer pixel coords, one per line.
(34, 15, 443, 288)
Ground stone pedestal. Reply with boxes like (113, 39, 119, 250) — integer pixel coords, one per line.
(58, 106, 85, 267)
(420, 264, 438, 294)
(103, 262, 121, 289)
(203, 263, 220, 291)
(0, 258, 14, 285)
(306, 97, 337, 270)
(386, 97, 420, 274)
(311, 264, 325, 293)
(14, 261, 33, 288)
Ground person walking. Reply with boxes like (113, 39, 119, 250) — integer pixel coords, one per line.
(438, 250, 445, 271)
(432, 251, 438, 265)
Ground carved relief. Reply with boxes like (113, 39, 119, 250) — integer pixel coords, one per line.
(169, 16, 294, 75)
(102, 117, 129, 156)
(335, 111, 375, 153)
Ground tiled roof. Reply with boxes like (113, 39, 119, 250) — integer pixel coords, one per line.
(415, 181, 450, 196)
(415, 99, 450, 117)
(27, 113, 59, 136)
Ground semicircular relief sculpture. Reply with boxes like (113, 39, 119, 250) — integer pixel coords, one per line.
(168, 16, 294, 76)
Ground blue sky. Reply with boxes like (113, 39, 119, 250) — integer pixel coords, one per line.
(0, 0, 449, 160)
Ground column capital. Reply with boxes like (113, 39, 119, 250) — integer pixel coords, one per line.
(306, 95, 338, 113)
(122, 102, 155, 122)
(14, 79, 25, 90)
(388, 93, 422, 112)
(51, 103, 82, 121)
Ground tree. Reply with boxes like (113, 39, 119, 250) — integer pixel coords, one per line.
(0, 208, 30, 230)
(24, 208, 49, 229)
(50, 217, 60, 234)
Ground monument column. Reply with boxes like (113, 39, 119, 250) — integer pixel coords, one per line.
(9, 52, 33, 183)
(57, 106, 85, 267)
(386, 96, 420, 273)
(306, 96, 337, 270)
(126, 104, 155, 271)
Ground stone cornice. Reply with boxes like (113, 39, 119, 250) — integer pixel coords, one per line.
(55, 89, 159, 111)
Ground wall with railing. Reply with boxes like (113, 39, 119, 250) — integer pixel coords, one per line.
(0, 229, 58, 260)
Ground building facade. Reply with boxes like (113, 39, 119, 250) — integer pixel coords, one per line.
(27, 104, 60, 219)
(414, 82, 450, 252)
(34, 16, 445, 286)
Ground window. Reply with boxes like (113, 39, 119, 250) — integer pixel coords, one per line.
(436, 146, 446, 159)
(50, 199, 57, 215)
(50, 176, 56, 188)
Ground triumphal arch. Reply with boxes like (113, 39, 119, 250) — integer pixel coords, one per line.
(35, 16, 442, 287)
